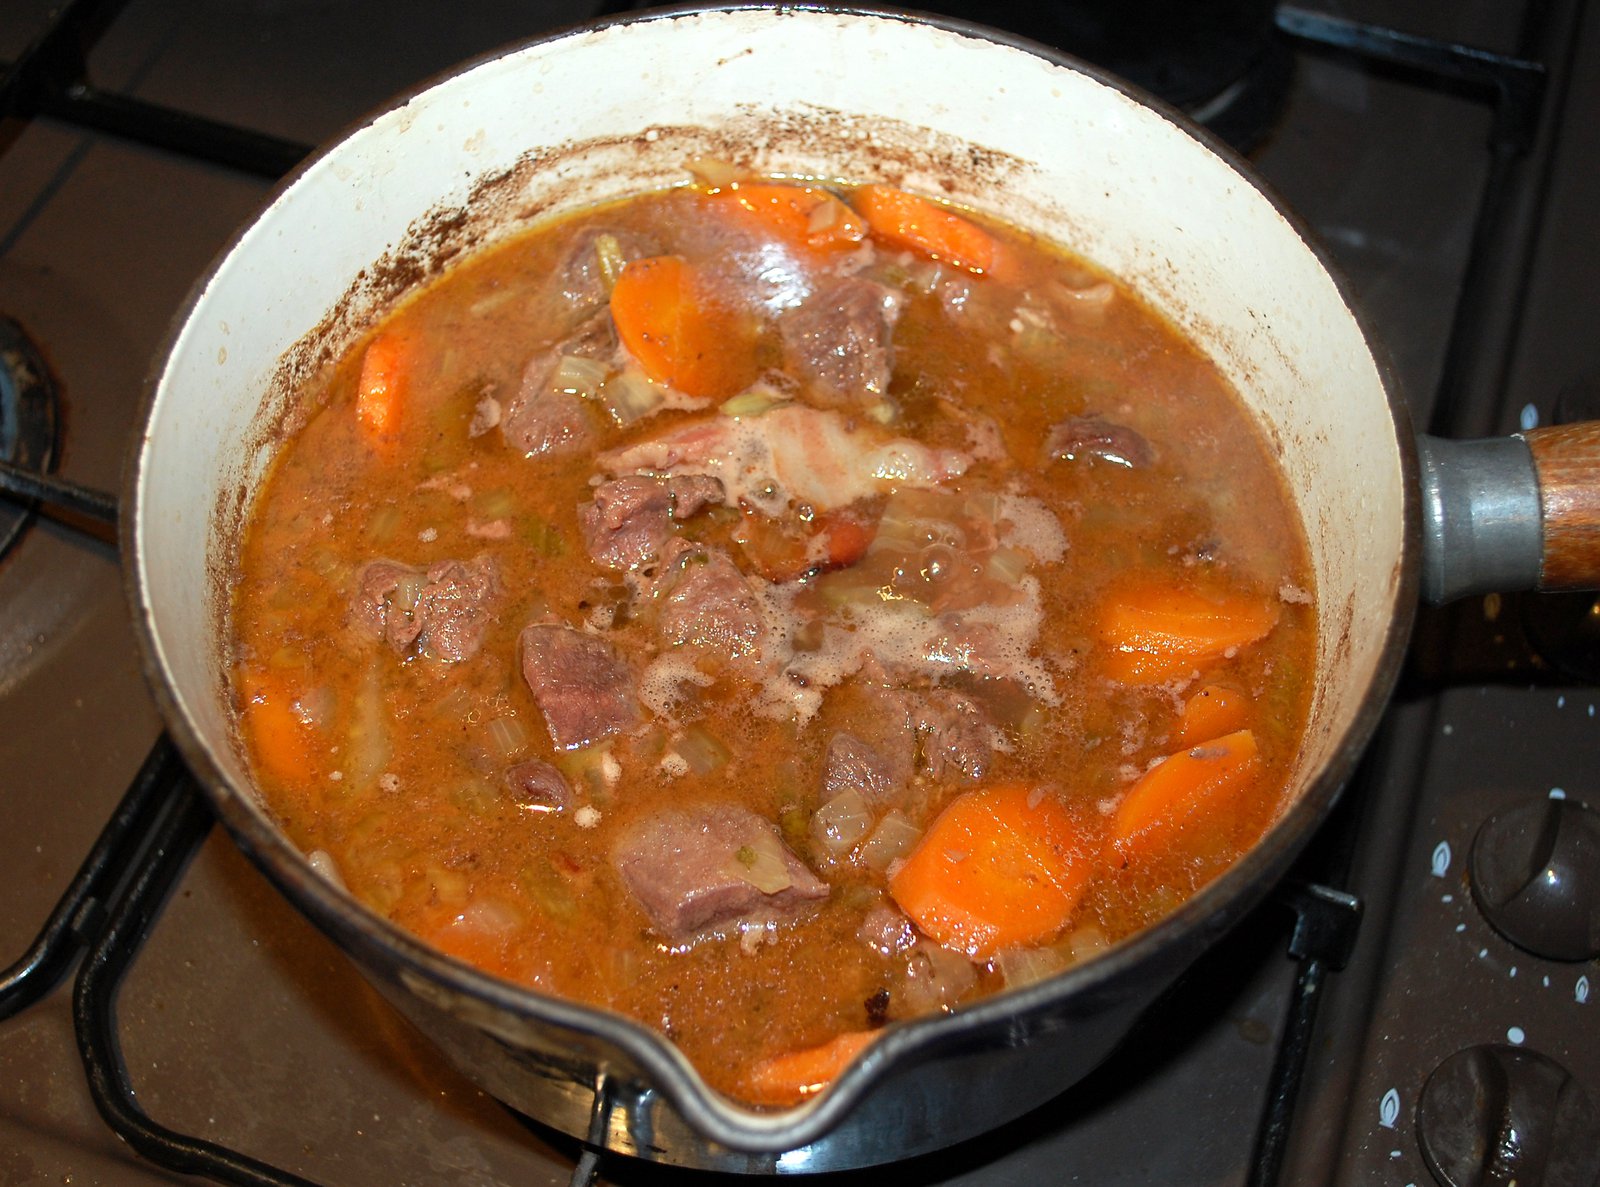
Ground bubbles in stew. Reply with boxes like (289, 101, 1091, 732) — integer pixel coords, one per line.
(229, 174, 1316, 1107)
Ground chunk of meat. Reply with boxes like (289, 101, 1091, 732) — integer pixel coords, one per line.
(599, 405, 969, 516)
(780, 276, 903, 406)
(857, 903, 916, 957)
(733, 502, 880, 583)
(500, 312, 615, 458)
(1043, 416, 1155, 469)
(503, 759, 571, 815)
(914, 690, 994, 780)
(579, 474, 724, 571)
(823, 732, 903, 803)
(351, 555, 499, 662)
(519, 624, 641, 750)
(613, 803, 828, 939)
(552, 227, 659, 316)
(655, 538, 766, 657)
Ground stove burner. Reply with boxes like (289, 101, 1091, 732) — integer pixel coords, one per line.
(0, 315, 60, 560)
(885, 0, 1292, 149)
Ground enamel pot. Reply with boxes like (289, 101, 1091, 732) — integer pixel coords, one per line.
(125, 5, 1600, 1172)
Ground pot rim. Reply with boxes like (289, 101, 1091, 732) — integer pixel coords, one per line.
(122, 0, 1423, 1155)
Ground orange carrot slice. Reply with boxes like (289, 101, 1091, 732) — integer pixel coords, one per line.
(709, 183, 868, 255)
(1098, 582, 1280, 684)
(609, 255, 756, 399)
(355, 329, 412, 452)
(889, 782, 1092, 958)
(416, 907, 520, 981)
(239, 673, 315, 788)
(854, 185, 1006, 277)
(1176, 682, 1252, 747)
(1112, 729, 1261, 860)
(742, 1030, 878, 1108)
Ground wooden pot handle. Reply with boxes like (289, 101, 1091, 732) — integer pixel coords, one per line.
(1521, 422, 1600, 590)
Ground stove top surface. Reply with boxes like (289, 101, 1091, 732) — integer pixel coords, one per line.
(3, 2, 1597, 1184)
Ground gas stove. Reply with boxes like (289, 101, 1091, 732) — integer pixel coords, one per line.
(2, 2, 1596, 1184)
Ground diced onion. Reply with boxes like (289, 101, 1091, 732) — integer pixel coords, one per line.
(306, 550, 342, 577)
(306, 849, 346, 890)
(601, 370, 664, 425)
(807, 197, 840, 232)
(457, 898, 522, 936)
(985, 547, 1029, 587)
(344, 662, 391, 791)
(900, 940, 978, 1014)
(905, 260, 945, 295)
(731, 834, 794, 894)
(1066, 924, 1111, 965)
(995, 944, 1069, 988)
(558, 745, 620, 800)
(670, 725, 730, 776)
(594, 233, 628, 290)
(476, 488, 518, 519)
(296, 684, 336, 731)
(485, 715, 529, 759)
(367, 504, 401, 543)
(552, 354, 609, 401)
(811, 789, 874, 856)
(426, 862, 470, 907)
(1056, 279, 1116, 307)
(859, 810, 922, 871)
(268, 645, 308, 670)
(686, 156, 742, 189)
(391, 572, 424, 614)
(864, 399, 897, 425)
(719, 385, 789, 418)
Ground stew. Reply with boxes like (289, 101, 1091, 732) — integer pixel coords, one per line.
(228, 172, 1316, 1106)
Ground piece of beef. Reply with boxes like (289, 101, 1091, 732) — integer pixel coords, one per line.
(1042, 415, 1155, 470)
(500, 311, 616, 458)
(552, 227, 659, 317)
(914, 689, 993, 780)
(352, 560, 427, 652)
(503, 759, 572, 815)
(857, 903, 916, 957)
(351, 555, 499, 662)
(654, 538, 766, 658)
(613, 803, 828, 939)
(519, 624, 642, 750)
(924, 617, 1020, 679)
(780, 275, 903, 406)
(823, 732, 904, 804)
(579, 474, 725, 572)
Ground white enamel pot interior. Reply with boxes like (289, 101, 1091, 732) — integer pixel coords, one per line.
(126, 5, 1417, 1172)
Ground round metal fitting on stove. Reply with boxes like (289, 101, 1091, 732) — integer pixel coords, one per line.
(1469, 797, 1600, 961)
(0, 315, 60, 559)
(1416, 1044, 1600, 1187)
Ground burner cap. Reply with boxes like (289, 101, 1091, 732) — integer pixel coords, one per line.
(1, 316, 61, 560)
(904, 0, 1292, 151)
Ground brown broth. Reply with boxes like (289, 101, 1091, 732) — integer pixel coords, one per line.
(228, 182, 1316, 1105)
